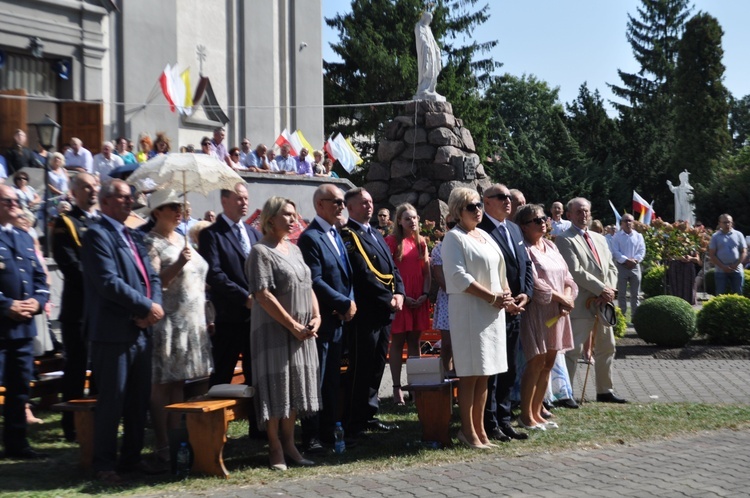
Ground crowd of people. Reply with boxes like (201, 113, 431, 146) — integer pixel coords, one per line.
(2, 125, 748, 482)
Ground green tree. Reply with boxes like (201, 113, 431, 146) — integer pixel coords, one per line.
(609, 0, 692, 220)
(730, 95, 750, 150)
(324, 0, 499, 162)
(695, 146, 750, 232)
(672, 13, 730, 188)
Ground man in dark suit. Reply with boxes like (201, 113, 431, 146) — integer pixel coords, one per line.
(198, 182, 261, 387)
(341, 187, 404, 437)
(0, 184, 50, 459)
(479, 184, 533, 441)
(81, 179, 163, 483)
(555, 197, 626, 404)
(52, 172, 99, 442)
(297, 184, 356, 452)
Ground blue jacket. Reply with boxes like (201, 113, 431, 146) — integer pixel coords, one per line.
(0, 228, 49, 340)
(478, 217, 534, 302)
(81, 218, 162, 343)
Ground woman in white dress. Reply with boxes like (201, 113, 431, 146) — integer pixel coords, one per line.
(441, 187, 513, 449)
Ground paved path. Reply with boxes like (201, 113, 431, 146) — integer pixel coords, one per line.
(174, 428, 750, 498)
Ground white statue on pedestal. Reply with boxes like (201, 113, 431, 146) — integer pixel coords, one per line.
(413, 12, 445, 102)
(667, 170, 695, 225)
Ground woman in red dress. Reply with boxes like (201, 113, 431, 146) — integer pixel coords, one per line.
(385, 203, 431, 405)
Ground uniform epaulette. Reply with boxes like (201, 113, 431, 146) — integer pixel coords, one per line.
(340, 226, 394, 292)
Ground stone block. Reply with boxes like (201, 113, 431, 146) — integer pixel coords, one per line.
(423, 199, 449, 228)
(366, 162, 390, 181)
(432, 163, 456, 181)
(391, 160, 417, 178)
(404, 128, 427, 144)
(387, 176, 412, 194)
(389, 191, 419, 207)
(377, 140, 405, 162)
(475, 163, 487, 180)
(400, 144, 436, 161)
(434, 145, 463, 165)
(412, 177, 436, 193)
(428, 128, 463, 147)
(417, 192, 433, 208)
(364, 181, 389, 202)
(393, 115, 416, 126)
(425, 112, 456, 129)
(384, 121, 401, 141)
(404, 100, 454, 115)
(459, 128, 476, 152)
(438, 180, 474, 202)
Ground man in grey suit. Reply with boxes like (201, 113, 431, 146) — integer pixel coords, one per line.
(554, 197, 626, 404)
(81, 179, 164, 484)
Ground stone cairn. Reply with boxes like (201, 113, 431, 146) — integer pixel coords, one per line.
(364, 100, 492, 226)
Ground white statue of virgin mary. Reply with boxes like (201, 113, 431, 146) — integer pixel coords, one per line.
(413, 11, 445, 102)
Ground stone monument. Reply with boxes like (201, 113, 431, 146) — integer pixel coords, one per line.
(667, 169, 695, 225)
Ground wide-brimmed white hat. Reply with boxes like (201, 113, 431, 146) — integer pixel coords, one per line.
(148, 189, 182, 213)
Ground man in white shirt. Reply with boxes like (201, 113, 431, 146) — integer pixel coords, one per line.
(549, 201, 571, 236)
(610, 214, 646, 318)
(275, 144, 297, 174)
(64, 137, 94, 173)
(238, 138, 252, 167)
(92, 141, 124, 180)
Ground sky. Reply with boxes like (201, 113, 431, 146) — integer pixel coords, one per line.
(322, 0, 750, 115)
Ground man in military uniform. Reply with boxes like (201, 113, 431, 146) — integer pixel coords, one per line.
(52, 172, 99, 441)
(0, 184, 50, 459)
(341, 187, 404, 437)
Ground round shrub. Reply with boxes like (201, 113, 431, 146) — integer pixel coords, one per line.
(632, 295, 697, 347)
(697, 294, 750, 345)
(641, 265, 666, 297)
(613, 306, 627, 339)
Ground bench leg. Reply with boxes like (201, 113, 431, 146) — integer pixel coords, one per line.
(74, 411, 95, 470)
(185, 410, 230, 478)
(413, 388, 453, 447)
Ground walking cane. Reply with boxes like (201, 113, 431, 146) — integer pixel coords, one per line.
(579, 298, 599, 404)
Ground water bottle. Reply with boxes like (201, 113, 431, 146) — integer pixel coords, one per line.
(334, 422, 346, 454)
(175, 441, 191, 478)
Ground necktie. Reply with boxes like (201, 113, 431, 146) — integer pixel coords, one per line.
(235, 224, 250, 256)
(123, 227, 151, 298)
(583, 231, 602, 267)
(331, 227, 349, 272)
(497, 224, 516, 260)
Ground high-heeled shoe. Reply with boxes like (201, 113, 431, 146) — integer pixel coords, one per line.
(269, 463, 288, 471)
(543, 421, 559, 429)
(284, 453, 315, 466)
(456, 431, 490, 449)
(518, 419, 546, 431)
(393, 386, 405, 406)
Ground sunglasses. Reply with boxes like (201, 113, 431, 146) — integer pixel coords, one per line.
(465, 202, 483, 213)
(16, 177, 28, 181)
(488, 193, 512, 201)
(322, 198, 345, 206)
(523, 216, 549, 225)
(161, 203, 181, 211)
(0, 198, 20, 206)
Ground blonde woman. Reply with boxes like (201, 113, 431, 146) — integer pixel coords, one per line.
(385, 203, 431, 404)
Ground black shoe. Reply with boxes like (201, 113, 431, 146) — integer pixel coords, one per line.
(596, 392, 628, 404)
(499, 425, 529, 441)
(367, 419, 398, 432)
(553, 398, 579, 409)
(301, 438, 325, 455)
(487, 427, 510, 442)
(4, 447, 48, 460)
(542, 400, 554, 412)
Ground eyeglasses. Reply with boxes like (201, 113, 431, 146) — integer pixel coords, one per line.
(161, 203, 181, 211)
(321, 198, 345, 206)
(231, 152, 240, 157)
(378, 214, 389, 218)
(487, 193, 512, 202)
(523, 216, 549, 225)
(0, 198, 20, 206)
(241, 142, 250, 146)
(16, 177, 28, 182)
(201, 143, 210, 147)
(465, 202, 483, 213)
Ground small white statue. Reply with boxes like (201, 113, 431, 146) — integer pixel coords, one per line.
(667, 170, 695, 225)
(413, 12, 445, 102)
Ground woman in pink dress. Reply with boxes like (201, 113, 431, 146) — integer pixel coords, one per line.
(516, 204, 577, 430)
(385, 203, 431, 405)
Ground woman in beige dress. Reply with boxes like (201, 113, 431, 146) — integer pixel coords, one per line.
(441, 187, 513, 449)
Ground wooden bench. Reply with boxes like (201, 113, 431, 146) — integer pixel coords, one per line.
(1, 355, 65, 407)
(165, 396, 253, 478)
(51, 399, 97, 469)
(403, 378, 458, 447)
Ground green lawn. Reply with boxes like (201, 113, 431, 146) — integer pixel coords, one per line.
(2, 400, 749, 497)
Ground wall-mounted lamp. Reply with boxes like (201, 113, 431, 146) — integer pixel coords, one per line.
(29, 37, 44, 58)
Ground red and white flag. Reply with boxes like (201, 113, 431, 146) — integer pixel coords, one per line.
(274, 129, 298, 156)
(159, 64, 177, 113)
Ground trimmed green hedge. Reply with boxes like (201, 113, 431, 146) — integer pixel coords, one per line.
(642, 265, 666, 297)
(697, 294, 750, 345)
(632, 295, 697, 347)
(614, 306, 627, 339)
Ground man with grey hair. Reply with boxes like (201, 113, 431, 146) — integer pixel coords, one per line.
(555, 197, 626, 404)
(93, 141, 124, 180)
(509, 189, 526, 219)
(208, 127, 231, 167)
(64, 137, 94, 173)
(610, 214, 645, 318)
(549, 201, 571, 236)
